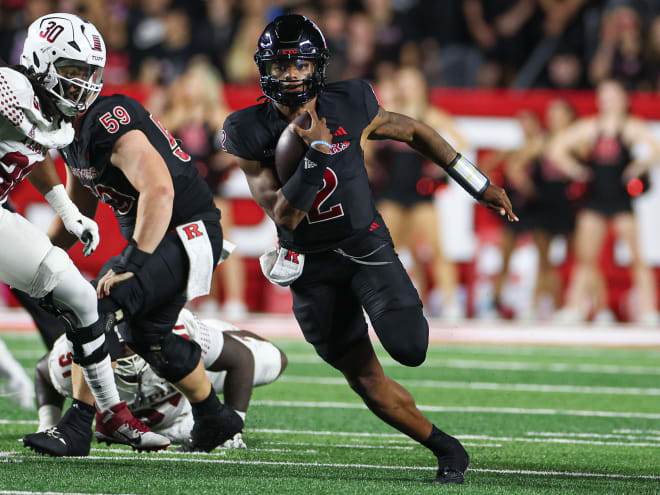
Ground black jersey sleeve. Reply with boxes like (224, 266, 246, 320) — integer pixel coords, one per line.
(87, 95, 149, 164)
(359, 79, 380, 124)
(221, 109, 265, 162)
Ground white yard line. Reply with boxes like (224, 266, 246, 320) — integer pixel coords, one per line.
(251, 400, 660, 419)
(250, 428, 660, 448)
(528, 431, 660, 441)
(614, 429, 660, 435)
(287, 355, 660, 375)
(279, 375, 660, 395)
(13, 453, 660, 481)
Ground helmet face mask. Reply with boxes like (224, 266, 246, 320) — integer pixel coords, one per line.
(20, 13, 106, 117)
(254, 15, 329, 107)
(52, 58, 104, 117)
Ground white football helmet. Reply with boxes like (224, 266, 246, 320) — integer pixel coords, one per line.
(20, 13, 106, 117)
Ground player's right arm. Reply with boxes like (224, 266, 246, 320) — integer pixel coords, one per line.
(225, 107, 332, 231)
(233, 155, 307, 230)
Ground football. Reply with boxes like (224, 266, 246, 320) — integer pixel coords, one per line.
(274, 111, 312, 183)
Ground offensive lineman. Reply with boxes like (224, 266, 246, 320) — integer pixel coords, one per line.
(23, 19, 244, 454)
(34, 308, 287, 448)
(222, 15, 518, 484)
(0, 13, 169, 456)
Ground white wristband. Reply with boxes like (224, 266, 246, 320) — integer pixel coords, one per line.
(310, 140, 332, 153)
(44, 184, 79, 222)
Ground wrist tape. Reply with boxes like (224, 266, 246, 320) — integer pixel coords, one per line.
(115, 239, 150, 274)
(45, 184, 79, 223)
(446, 153, 490, 199)
(281, 146, 332, 212)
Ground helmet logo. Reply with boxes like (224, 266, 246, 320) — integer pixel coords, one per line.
(281, 49, 298, 55)
(92, 35, 102, 51)
(39, 21, 64, 43)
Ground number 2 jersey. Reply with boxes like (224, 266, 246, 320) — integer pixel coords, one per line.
(59, 94, 217, 239)
(222, 79, 381, 253)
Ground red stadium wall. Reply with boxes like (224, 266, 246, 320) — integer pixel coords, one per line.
(8, 83, 660, 318)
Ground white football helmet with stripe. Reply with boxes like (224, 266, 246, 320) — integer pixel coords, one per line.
(20, 13, 106, 117)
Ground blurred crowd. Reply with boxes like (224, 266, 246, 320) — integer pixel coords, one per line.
(1, 0, 659, 325)
(4, 0, 660, 90)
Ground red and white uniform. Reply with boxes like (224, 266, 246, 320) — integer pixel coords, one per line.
(0, 67, 75, 297)
(49, 309, 283, 443)
(0, 68, 73, 203)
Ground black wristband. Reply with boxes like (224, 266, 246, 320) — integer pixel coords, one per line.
(445, 153, 490, 199)
(115, 239, 150, 274)
(281, 146, 332, 212)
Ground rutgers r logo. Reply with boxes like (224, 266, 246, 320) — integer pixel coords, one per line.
(285, 250, 300, 264)
(183, 224, 204, 240)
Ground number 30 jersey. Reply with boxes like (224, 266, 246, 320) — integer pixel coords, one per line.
(60, 95, 216, 239)
(222, 79, 381, 253)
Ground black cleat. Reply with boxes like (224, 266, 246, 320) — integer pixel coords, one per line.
(433, 435, 470, 484)
(23, 406, 92, 457)
(177, 404, 243, 453)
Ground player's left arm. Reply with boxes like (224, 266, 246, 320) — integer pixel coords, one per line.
(98, 130, 174, 296)
(110, 129, 174, 253)
(364, 107, 518, 221)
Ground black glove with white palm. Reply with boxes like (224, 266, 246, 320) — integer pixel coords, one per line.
(45, 184, 100, 256)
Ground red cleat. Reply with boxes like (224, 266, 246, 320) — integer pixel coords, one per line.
(95, 401, 170, 452)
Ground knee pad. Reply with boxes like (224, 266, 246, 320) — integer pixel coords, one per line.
(372, 306, 428, 367)
(29, 246, 73, 298)
(130, 331, 201, 383)
(64, 313, 113, 366)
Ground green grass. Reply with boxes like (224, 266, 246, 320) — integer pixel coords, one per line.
(1, 333, 659, 494)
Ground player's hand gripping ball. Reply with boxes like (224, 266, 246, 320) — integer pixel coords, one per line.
(274, 112, 312, 183)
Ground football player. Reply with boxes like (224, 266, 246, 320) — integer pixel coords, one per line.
(22, 19, 243, 455)
(222, 14, 518, 484)
(0, 13, 169, 456)
(34, 308, 287, 449)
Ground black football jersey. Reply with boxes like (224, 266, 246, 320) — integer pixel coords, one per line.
(222, 79, 380, 253)
(61, 95, 216, 239)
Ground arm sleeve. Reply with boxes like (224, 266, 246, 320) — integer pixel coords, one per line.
(360, 80, 380, 123)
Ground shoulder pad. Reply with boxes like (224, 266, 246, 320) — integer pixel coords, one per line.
(0, 68, 38, 130)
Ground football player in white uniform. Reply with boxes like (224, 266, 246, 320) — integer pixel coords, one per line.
(34, 308, 288, 449)
(4, 13, 170, 456)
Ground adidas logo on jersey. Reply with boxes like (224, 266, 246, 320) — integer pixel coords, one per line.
(304, 158, 317, 169)
(333, 126, 347, 136)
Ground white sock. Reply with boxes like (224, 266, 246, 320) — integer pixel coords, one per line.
(235, 410, 246, 423)
(38, 404, 62, 432)
(81, 354, 120, 411)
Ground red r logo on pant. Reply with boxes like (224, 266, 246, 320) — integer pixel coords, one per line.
(183, 224, 203, 240)
(285, 250, 300, 264)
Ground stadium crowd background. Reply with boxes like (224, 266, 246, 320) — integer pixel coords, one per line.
(2, 0, 660, 324)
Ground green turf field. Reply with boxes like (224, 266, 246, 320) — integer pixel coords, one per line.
(1, 333, 659, 494)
